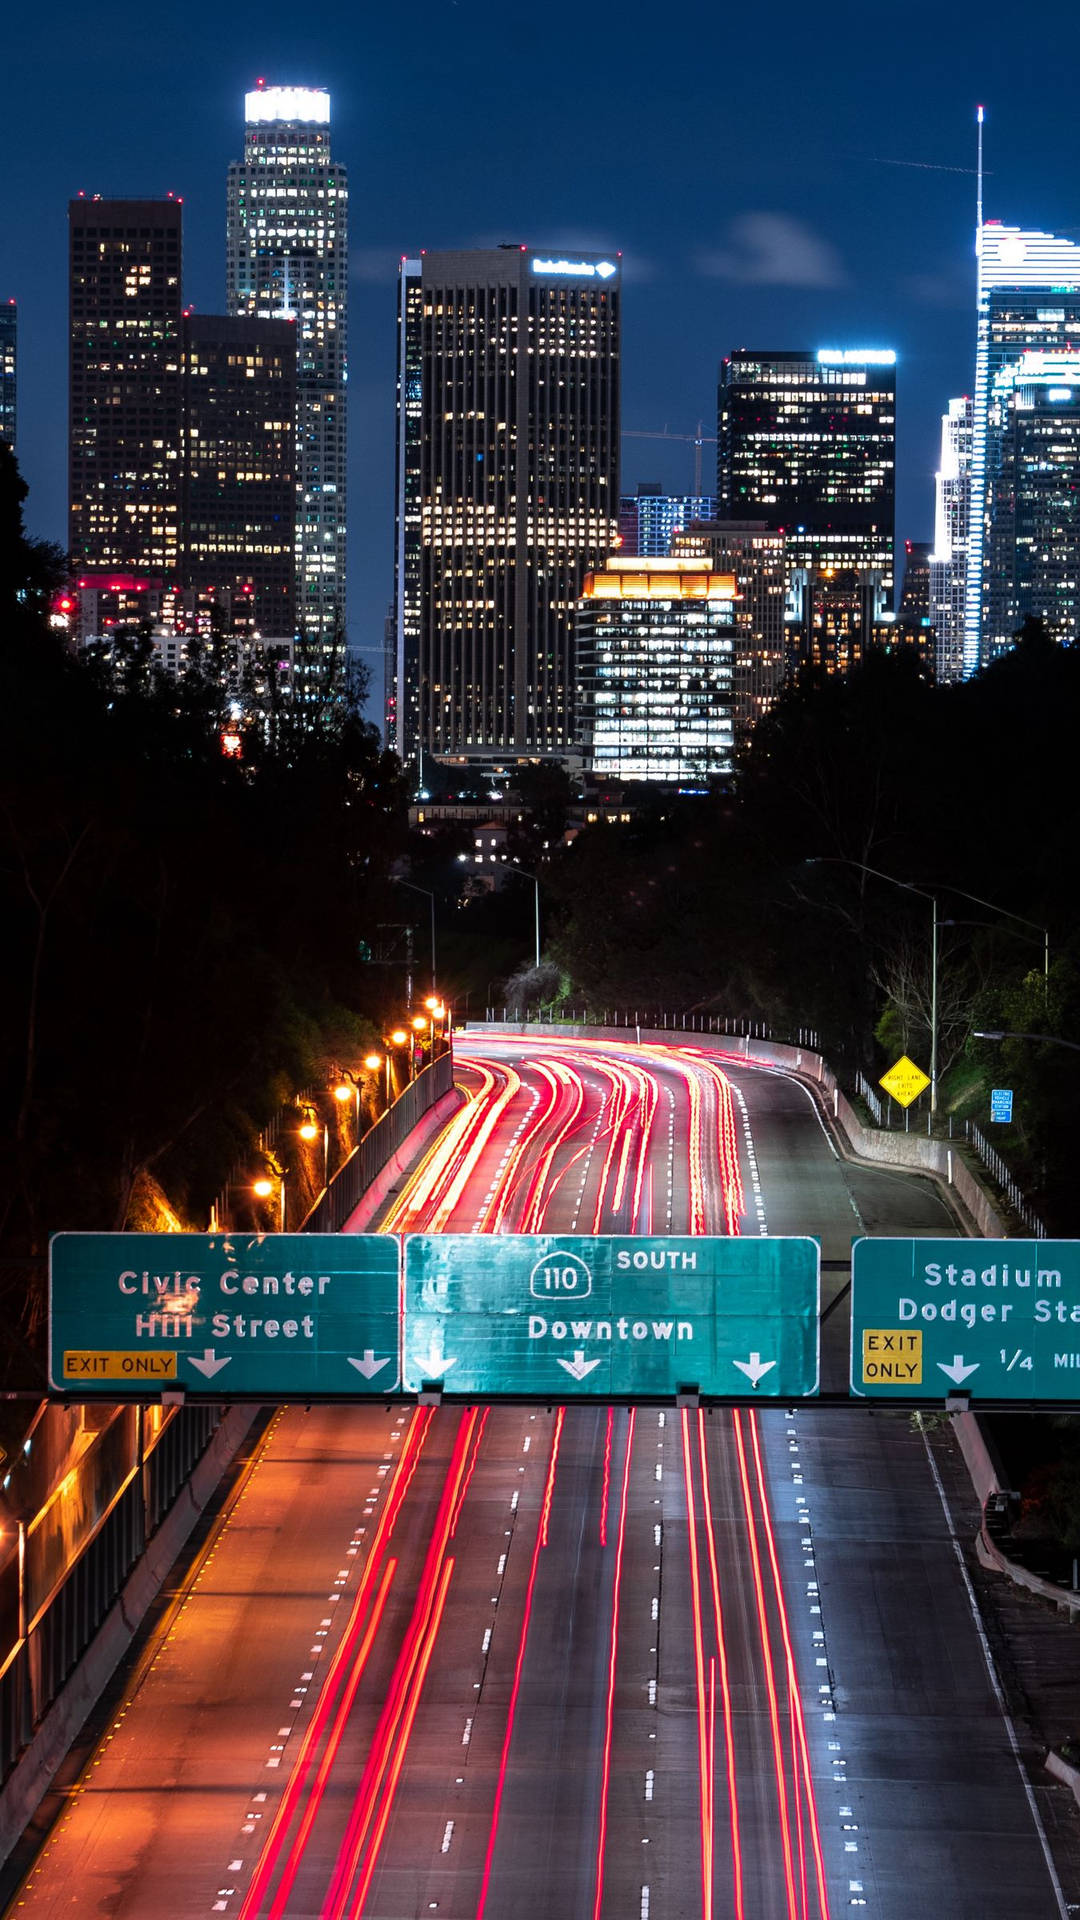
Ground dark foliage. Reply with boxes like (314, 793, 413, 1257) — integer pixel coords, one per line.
(0, 449, 409, 1256)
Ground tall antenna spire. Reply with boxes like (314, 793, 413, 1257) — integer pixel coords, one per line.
(976, 105, 984, 253)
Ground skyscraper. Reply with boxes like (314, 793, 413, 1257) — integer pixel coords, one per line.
(618, 484, 716, 557)
(717, 348, 896, 609)
(69, 197, 183, 578)
(577, 557, 735, 783)
(181, 312, 297, 643)
(227, 84, 347, 678)
(983, 350, 1080, 650)
(0, 300, 15, 449)
(965, 221, 1080, 673)
(928, 396, 973, 685)
(393, 248, 620, 771)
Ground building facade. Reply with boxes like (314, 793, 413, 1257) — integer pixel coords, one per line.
(68, 197, 183, 579)
(618, 484, 715, 557)
(671, 519, 786, 751)
(227, 84, 347, 677)
(928, 396, 973, 685)
(983, 350, 1080, 651)
(717, 348, 896, 610)
(577, 556, 735, 783)
(965, 222, 1080, 673)
(181, 312, 297, 642)
(0, 300, 15, 449)
(392, 247, 620, 772)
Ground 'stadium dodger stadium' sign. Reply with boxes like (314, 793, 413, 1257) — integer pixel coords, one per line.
(851, 1238, 1080, 1400)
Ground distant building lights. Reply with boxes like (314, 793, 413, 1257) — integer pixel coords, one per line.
(531, 257, 618, 279)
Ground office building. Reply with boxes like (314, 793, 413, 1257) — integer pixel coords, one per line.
(0, 300, 15, 449)
(577, 556, 735, 783)
(983, 350, 1080, 651)
(671, 519, 786, 750)
(618, 484, 715, 557)
(181, 312, 297, 643)
(717, 348, 896, 619)
(897, 539, 932, 636)
(69, 197, 183, 578)
(787, 566, 887, 677)
(392, 248, 620, 772)
(928, 397, 973, 684)
(965, 221, 1080, 672)
(227, 84, 348, 675)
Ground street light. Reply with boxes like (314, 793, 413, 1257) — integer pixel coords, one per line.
(930, 885, 1049, 985)
(252, 1172, 285, 1232)
(364, 1049, 392, 1104)
(806, 857, 939, 1116)
(296, 1106, 328, 1191)
(974, 1030, 1080, 1054)
(393, 878, 437, 998)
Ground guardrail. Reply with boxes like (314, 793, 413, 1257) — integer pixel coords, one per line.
(855, 1071, 884, 1126)
(302, 1052, 455, 1233)
(963, 1121, 1048, 1239)
(485, 1006, 819, 1048)
(0, 1402, 226, 1795)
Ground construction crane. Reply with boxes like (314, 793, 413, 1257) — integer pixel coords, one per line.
(622, 421, 717, 498)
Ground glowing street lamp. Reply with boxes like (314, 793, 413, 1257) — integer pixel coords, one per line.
(252, 1173, 285, 1232)
(296, 1106, 328, 1190)
(364, 1050, 392, 1104)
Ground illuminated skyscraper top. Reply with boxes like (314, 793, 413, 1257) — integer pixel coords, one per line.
(227, 82, 347, 683)
(964, 204, 1080, 674)
(717, 348, 896, 606)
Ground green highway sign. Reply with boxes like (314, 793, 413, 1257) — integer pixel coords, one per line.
(851, 1237, 1080, 1400)
(402, 1234, 820, 1399)
(49, 1233, 401, 1395)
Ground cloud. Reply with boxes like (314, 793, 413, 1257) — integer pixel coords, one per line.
(697, 213, 848, 289)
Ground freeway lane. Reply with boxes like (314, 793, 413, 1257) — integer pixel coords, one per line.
(6, 1034, 1067, 1918)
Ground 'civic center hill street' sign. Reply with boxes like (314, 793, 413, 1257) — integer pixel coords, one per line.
(49, 1233, 401, 1395)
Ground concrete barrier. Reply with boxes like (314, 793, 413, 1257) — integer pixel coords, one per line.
(0, 1404, 261, 1863)
(342, 1085, 465, 1232)
(1045, 1748, 1080, 1807)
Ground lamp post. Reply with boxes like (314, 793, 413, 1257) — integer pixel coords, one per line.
(364, 1049, 390, 1107)
(393, 878, 437, 997)
(807, 857, 939, 1117)
(253, 1172, 286, 1232)
(975, 1030, 1080, 1054)
(930, 884, 1049, 986)
(297, 1107, 329, 1191)
(333, 1072, 360, 1132)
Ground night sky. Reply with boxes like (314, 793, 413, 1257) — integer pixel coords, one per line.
(4, 0, 1079, 706)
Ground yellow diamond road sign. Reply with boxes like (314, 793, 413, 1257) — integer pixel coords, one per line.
(879, 1055, 931, 1108)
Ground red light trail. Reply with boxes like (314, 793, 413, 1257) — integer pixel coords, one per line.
(235, 1033, 831, 1920)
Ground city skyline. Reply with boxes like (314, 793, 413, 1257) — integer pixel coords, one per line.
(6, 4, 1080, 705)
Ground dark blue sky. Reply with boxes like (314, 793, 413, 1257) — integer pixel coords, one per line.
(4, 0, 1078, 705)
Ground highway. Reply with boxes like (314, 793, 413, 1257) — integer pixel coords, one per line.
(5, 1035, 1067, 1919)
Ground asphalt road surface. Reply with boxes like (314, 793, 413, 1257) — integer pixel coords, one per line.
(6, 1036, 1068, 1919)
